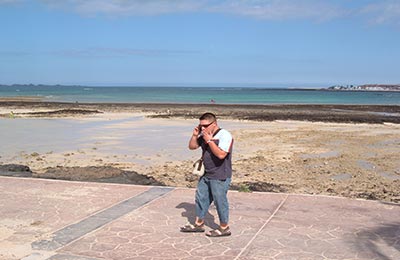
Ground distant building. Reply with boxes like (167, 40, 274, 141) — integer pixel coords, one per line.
(326, 84, 400, 91)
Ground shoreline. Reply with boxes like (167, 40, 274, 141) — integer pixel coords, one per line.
(0, 100, 399, 203)
(1, 99, 400, 124)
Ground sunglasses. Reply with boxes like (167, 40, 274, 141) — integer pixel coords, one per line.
(199, 121, 214, 128)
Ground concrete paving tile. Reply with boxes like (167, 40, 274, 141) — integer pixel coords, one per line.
(48, 253, 99, 260)
(60, 189, 287, 260)
(239, 195, 400, 260)
(0, 177, 149, 260)
(1, 177, 399, 260)
(32, 187, 173, 252)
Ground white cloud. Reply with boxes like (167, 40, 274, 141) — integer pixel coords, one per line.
(38, 0, 347, 21)
(5, 0, 400, 26)
(0, 0, 22, 4)
(360, 1, 400, 26)
(208, 0, 347, 21)
(40, 0, 207, 16)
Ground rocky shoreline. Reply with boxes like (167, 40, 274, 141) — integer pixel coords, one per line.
(1, 100, 399, 203)
(1, 100, 400, 124)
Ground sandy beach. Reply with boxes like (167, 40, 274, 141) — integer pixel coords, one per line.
(0, 100, 399, 203)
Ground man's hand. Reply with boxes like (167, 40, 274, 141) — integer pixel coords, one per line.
(203, 130, 228, 159)
(193, 125, 201, 137)
(189, 125, 201, 150)
(202, 130, 213, 143)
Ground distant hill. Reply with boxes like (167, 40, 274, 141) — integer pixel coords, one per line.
(0, 84, 82, 87)
(327, 84, 400, 91)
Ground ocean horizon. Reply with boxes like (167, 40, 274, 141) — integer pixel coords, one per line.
(1, 85, 399, 105)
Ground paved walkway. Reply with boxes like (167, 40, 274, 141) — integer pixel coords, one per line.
(0, 176, 399, 260)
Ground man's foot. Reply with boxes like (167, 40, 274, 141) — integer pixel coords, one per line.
(206, 226, 231, 237)
(180, 222, 205, 232)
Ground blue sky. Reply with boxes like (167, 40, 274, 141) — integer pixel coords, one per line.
(1, 0, 399, 87)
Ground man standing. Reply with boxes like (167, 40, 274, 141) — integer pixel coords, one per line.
(180, 112, 233, 237)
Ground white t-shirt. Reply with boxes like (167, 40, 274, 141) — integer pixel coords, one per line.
(212, 128, 233, 153)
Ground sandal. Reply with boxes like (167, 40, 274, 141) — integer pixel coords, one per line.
(206, 226, 231, 237)
(180, 223, 205, 233)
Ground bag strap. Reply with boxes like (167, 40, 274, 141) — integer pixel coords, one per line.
(213, 128, 222, 137)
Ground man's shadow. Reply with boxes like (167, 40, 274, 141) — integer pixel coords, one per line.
(176, 202, 219, 229)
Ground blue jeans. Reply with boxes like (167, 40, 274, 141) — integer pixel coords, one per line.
(195, 176, 231, 224)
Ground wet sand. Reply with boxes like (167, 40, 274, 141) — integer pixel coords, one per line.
(1, 99, 400, 123)
(0, 100, 399, 203)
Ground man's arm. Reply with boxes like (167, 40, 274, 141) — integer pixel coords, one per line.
(189, 125, 201, 150)
(189, 134, 200, 150)
(207, 141, 228, 159)
(203, 130, 232, 160)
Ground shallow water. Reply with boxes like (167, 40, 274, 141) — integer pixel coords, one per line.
(1, 118, 86, 154)
(300, 151, 340, 159)
(368, 139, 400, 148)
(357, 160, 376, 171)
(2, 86, 400, 105)
(331, 173, 352, 181)
(0, 116, 194, 162)
(379, 172, 400, 180)
(0, 116, 257, 165)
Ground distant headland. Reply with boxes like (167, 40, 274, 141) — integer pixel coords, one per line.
(326, 84, 400, 92)
(1, 83, 400, 91)
(1, 84, 83, 87)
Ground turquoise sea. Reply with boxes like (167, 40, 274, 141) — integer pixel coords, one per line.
(0, 85, 399, 105)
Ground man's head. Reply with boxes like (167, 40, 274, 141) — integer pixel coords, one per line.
(199, 112, 217, 133)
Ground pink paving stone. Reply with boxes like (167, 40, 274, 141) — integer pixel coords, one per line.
(101, 243, 152, 258)
(239, 194, 400, 260)
(91, 242, 118, 252)
(0, 177, 149, 230)
(60, 189, 286, 259)
(139, 243, 192, 258)
(0, 176, 149, 259)
(96, 235, 130, 245)
(130, 233, 170, 244)
(2, 177, 399, 260)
